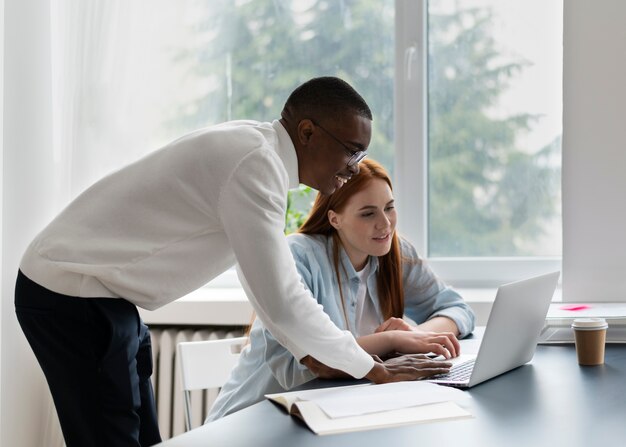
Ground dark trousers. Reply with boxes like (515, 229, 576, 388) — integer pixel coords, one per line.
(15, 271, 162, 447)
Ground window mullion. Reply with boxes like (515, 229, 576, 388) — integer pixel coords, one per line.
(394, 0, 428, 256)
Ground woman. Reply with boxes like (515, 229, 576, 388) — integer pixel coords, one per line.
(207, 158, 475, 421)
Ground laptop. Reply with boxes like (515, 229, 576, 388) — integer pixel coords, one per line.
(427, 271, 560, 388)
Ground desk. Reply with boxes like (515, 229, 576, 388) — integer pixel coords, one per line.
(156, 344, 626, 447)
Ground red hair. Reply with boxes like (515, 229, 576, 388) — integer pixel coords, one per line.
(298, 159, 404, 321)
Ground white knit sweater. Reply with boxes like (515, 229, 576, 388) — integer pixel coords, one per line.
(20, 119, 374, 378)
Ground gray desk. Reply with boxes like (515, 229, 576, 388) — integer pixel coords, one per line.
(157, 344, 626, 447)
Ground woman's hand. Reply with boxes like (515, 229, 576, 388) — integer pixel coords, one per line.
(388, 330, 460, 359)
(375, 317, 414, 333)
(372, 317, 461, 358)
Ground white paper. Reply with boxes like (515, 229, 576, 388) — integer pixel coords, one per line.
(547, 303, 626, 319)
(295, 400, 472, 435)
(303, 381, 470, 419)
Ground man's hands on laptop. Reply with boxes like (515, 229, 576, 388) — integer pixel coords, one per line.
(300, 353, 453, 384)
(300, 317, 459, 383)
(366, 354, 453, 384)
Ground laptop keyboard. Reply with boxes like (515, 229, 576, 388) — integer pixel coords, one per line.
(436, 359, 476, 381)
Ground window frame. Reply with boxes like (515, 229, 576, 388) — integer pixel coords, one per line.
(393, 0, 561, 288)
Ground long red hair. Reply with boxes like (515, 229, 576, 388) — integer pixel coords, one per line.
(298, 159, 404, 321)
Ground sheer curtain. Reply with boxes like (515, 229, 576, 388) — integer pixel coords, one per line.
(3, 1, 213, 445)
(51, 0, 208, 199)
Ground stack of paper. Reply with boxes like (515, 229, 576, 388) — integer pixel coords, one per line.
(539, 303, 626, 344)
(265, 381, 472, 435)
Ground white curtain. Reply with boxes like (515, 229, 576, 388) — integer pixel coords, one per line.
(52, 0, 210, 199)
(2, 1, 208, 444)
(2, 1, 126, 444)
(51, 0, 240, 295)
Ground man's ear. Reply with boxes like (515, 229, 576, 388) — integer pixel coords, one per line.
(297, 119, 314, 146)
(328, 210, 341, 230)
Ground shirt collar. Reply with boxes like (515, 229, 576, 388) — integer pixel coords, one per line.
(272, 120, 300, 189)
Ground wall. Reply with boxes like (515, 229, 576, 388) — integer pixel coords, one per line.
(0, 0, 3, 437)
(562, 0, 626, 302)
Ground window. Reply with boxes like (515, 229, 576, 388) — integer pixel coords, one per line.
(54, 0, 562, 288)
(396, 0, 562, 286)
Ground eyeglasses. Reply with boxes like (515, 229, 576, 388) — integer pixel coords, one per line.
(311, 120, 367, 168)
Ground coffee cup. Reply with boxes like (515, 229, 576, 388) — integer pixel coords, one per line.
(571, 318, 608, 365)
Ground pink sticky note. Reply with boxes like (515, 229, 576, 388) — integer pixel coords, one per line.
(559, 304, 591, 311)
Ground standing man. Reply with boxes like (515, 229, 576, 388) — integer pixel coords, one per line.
(15, 77, 453, 447)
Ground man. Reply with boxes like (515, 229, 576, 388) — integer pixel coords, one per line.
(15, 77, 454, 446)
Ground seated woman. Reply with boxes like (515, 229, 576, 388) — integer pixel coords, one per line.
(206, 158, 475, 422)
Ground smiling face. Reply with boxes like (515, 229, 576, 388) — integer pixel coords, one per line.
(297, 114, 372, 195)
(327, 178, 397, 270)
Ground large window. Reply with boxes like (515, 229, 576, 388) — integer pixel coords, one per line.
(427, 0, 562, 258)
(396, 0, 562, 286)
(53, 0, 562, 288)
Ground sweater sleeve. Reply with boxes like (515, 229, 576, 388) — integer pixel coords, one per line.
(260, 236, 328, 389)
(219, 149, 374, 378)
(400, 239, 476, 338)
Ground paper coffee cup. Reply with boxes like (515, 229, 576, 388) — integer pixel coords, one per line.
(571, 318, 608, 365)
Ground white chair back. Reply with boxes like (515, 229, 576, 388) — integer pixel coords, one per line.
(177, 336, 246, 430)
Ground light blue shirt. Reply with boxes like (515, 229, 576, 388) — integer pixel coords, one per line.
(206, 233, 475, 422)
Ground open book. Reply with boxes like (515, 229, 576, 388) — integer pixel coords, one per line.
(265, 381, 472, 436)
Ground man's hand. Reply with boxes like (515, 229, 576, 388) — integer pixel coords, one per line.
(365, 354, 452, 384)
(300, 355, 353, 379)
(301, 353, 452, 383)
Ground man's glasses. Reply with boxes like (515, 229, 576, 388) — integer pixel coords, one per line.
(311, 120, 367, 168)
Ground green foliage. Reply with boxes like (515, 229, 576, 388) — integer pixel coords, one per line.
(285, 185, 316, 235)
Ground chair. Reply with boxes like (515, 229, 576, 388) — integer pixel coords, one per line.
(177, 337, 246, 431)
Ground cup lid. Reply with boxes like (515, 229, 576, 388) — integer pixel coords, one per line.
(571, 318, 608, 330)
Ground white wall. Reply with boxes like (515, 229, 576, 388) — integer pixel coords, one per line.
(2, 1, 67, 446)
(562, 0, 626, 302)
(0, 0, 4, 437)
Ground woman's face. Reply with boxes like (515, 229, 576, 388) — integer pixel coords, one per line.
(328, 178, 397, 270)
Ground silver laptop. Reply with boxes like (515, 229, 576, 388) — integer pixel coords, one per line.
(427, 271, 560, 389)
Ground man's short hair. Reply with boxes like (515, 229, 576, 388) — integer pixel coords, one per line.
(282, 77, 373, 122)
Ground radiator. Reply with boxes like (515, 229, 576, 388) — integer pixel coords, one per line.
(150, 326, 245, 440)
